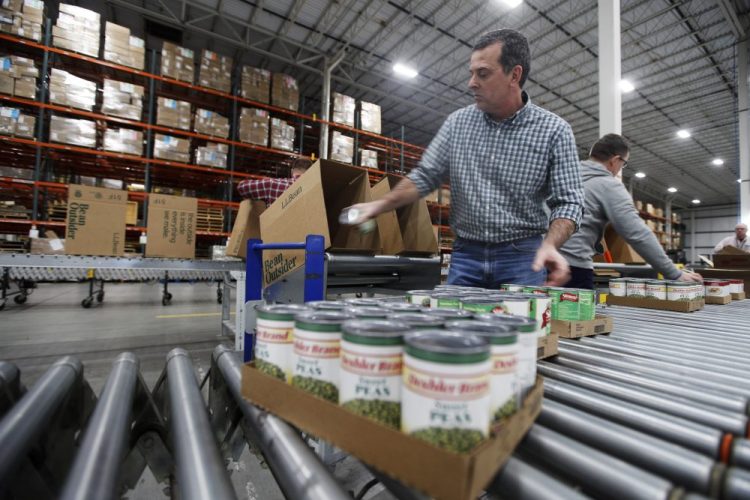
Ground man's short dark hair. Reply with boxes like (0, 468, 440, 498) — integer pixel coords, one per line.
(589, 134, 629, 161)
(288, 158, 311, 176)
(473, 29, 530, 88)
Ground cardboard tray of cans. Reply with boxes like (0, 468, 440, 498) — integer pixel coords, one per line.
(243, 364, 542, 500)
(606, 295, 704, 312)
(536, 333, 558, 359)
(550, 315, 613, 339)
(731, 292, 746, 301)
(705, 295, 732, 305)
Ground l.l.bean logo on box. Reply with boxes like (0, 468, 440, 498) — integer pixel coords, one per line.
(280, 185, 303, 210)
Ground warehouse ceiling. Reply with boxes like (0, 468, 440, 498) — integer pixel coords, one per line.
(95, 0, 750, 207)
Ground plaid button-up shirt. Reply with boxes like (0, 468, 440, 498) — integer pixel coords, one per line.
(237, 175, 300, 206)
(408, 93, 584, 243)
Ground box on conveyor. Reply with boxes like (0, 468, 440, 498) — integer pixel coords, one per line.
(194, 108, 230, 138)
(49, 68, 97, 111)
(153, 134, 190, 163)
(161, 42, 195, 84)
(359, 101, 381, 134)
(239, 107, 269, 146)
(271, 73, 299, 111)
(53, 3, 100, 58)
(330, 131, 353, 164)
(103, 22, 145, 70)
(270, 117, 295, 152)
(0, 105, 35, 138)
(49, 114, 96, 148)
(103, 127, 143, 156)
(157, 97, 191, 130)
(195, 142, 227, 168)
(332, 92, 355, 127)
(198, 49, 232, 93)
(101, 79, 144, 121)
(359, 148, 378, 169)
(0, 0, 44, 42)
(0, 55, 38, 99)
(241, 66, 270, 103)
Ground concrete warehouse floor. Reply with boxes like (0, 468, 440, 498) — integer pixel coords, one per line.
(0, 281, 395, 500)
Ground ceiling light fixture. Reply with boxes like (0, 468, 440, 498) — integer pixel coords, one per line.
(676, 129, 691, 139)
(634, 172, 646, 178)
(500, 0, 523, 7)
(393, 62, 418, 79)
(692, 199, 701, 204)
(667, 187, 678, 193)
(712, 158, 724, 166)
(620, 79, 635, 93)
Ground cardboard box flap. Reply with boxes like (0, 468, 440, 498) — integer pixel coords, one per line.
(227, 199, 266, 258)
(717, 246, 750, 255)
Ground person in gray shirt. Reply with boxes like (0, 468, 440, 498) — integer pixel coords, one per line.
(559, 134, 703, 289)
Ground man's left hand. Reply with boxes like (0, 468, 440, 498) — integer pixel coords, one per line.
(532, 242, 570, 286)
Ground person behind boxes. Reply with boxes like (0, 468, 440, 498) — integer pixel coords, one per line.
(237, 158, 310, 206)
(341, 29, 584, 287)
(713, 223, 749, 253)
(559, 134, 703, 289)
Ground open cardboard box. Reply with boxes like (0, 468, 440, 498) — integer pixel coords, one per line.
(371, 174, 438, 256)
(242, 363, 543, 500)
(551, 315, 613, 339)
(705, 295, 732, 305)
(537, 333, 558, 359)
(713, 246, 750, 269)
(226, 199, 266, 258)
(259, 160, 380, 285)
(606, 295, 704, 312)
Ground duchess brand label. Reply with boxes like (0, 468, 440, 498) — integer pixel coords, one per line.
(255, 318, 294, 382)
(291, 328, 341, 402)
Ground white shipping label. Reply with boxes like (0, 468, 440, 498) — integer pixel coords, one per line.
(254, 317, 294, 382)
(339, 340, 401, 405)
(49, 239, 63, 251)
(291, 328, 341, 388)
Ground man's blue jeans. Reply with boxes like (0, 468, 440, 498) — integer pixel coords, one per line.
(447, 235, 546, 288)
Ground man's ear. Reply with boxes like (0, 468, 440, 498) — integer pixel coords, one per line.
(512, 65, 523, 85)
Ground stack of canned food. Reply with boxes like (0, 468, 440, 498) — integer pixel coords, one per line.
(609, 277, 744, 301)
(703, 278, 743, 298)
(252, 293, 544, 454)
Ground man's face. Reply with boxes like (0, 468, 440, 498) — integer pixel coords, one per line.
(469, 43, 519, 115)
(736, 225, 747, 240)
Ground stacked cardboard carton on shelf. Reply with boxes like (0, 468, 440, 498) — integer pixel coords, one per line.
(241, 66, 270, 103)
(103, 22, 145, 70)
(359, 101, 381, 134)
(271, 73, 299, 111)
(360, 149, 378, 169)
(103, 127, 143, 156)
(194, 108, 229, 138)
(195, 142, 227, 169)
(270, 117, 295, 152)
(330, 131, 353, 163)
(157, 97, 191, 130)
(153, 134, 190, 163)
(0, 0, 44, 42)
(49, 115, 96, 148)
(198, 49, 232, 93)
(161, 42, 194, 84)
(53, 4, 100, 58)
(332, 92, 355, 127)
(101, 79, 144, 121)
(0, 55, 37, 98)
(49, 69, 97, 111)
(0, 106, 35, 138)
(240, 107, 269, 146)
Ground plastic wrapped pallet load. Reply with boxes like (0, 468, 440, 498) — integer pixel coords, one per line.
(194, 108, 230, 138)
(0, 106, 36, 138)
(360, 101, 382, 134)
(271, 73, 299, 111)
(241, 66, 270, 103)
(161, 42, 195, 84)
(157, 97, 191, 130)
(103, 22, 145, 70)
(103, 128, 143, 156)
(49, 115, 96, 148)
(53, 4, 100, 58)
(0, 0, 44, 42)
(153, 134, 190, 163)
(0, 55, 38, 99)
(270, 118, 295, 152)
(239, 107, 270, 146)
(101, 79, 144, 121)
(360, 149, 378, 169)
(198, 49, 232, 93)
(332, 92, 355, 127)
(195, 142, 228, 168)
(330, 131, 353, 164)
(49, 68, 97, 111)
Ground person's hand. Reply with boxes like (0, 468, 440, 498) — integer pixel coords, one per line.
(532, 242, 570, 286)
(340, 202, 382, 224)
(677, 270, 703, 283)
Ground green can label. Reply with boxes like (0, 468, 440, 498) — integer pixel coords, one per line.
(550, 290, 580, 321)
(577, 290, 595, 321)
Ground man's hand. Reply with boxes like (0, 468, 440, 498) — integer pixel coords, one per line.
(532, 242, 571, 286)
(677, 270, 703, 283)
(341, 201, 386, 224)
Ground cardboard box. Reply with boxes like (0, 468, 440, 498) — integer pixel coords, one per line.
(195, 143, 227, 168)
(241, 66, 270, 103)
(537, 333, 559, 359)
(372, 174, 438, 256)
(145, 194, 197, 259)
(226, 199, 266, 258)
(153, 134, 190, 163)
(360, 101, 381, 134)
(330, 131, 353, 163)
(194, 108, 229, 138)
(360, 149, 378, 169)
(125, 201, 138, 225)
(103, 127, 143, 156)
(259, 159, 380, 285)
(551, 315, 613, 339)
(705, 295, 732, 305)
(0, 55, 37, 98)
(49, 68, 96, 111)
(53, 4, 99, 58)
(240, 107, 269, 146)
(243, 364, 543, 500)
(49, 115, 96, 148)
(198, 49, 232, 93)
(157, 97, 191, 130)
(14, 111, 35, 138)
(605, 226, 645, 264)
(102, 22, 144, 70)
(102, 79, 144, 121)
(332, 92, 355, 127)
(0, 73, 13, 95)
(270, 117, 294, 151)
(12, 76, 34, 98)
(271, 73, 299, 111)
(161, 42, 194, 84)
(731, 292, 746, 300)
(606, 295, 704, 312)
(65, 184, 126, 256)
(713, 246, 750, 269)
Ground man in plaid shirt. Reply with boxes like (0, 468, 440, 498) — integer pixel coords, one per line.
(345, 29, 584, 287)
(237, 159, 310, 206)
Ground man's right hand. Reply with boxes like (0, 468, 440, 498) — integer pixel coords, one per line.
(341, 201, 386, 225)
(677, 270, 703, 283)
